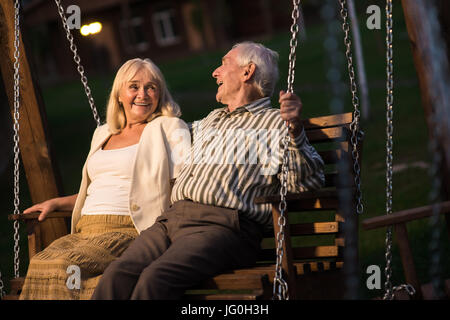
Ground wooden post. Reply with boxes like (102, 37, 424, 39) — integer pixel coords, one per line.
(402, 0, 450, 250)
(401, 0, 450, 199)
(393, 223, 423, 299)
(0, 1, 67, 258)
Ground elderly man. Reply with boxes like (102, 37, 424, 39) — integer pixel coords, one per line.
(92, 42, 324, 300)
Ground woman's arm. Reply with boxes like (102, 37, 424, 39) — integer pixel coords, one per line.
(23, 194, 78, 222)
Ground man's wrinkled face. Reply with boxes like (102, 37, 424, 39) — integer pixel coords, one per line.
(212, 48, 245, 106)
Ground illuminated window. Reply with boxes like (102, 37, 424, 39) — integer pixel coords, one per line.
(120, 14, 149, 52)
(152, 9, 180, 46)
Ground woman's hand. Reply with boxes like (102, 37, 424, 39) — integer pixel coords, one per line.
(23, 194, 78, 222)
(23, 198, 59, 222)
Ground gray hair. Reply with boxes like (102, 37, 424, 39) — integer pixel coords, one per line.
(232, 42, 279, 97)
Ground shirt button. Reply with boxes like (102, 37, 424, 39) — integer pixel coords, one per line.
(131, 204, 140, 211)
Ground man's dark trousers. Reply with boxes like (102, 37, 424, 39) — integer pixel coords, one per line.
(91, 200, 263, 299)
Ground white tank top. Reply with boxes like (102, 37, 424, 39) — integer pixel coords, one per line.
(81, 144, 138, 216)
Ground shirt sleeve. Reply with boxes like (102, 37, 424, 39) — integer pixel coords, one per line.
(165, 118, 192, 179)
(278, 126, 325, 193)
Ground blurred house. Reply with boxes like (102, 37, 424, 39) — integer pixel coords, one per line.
(22, 0, 292, 82)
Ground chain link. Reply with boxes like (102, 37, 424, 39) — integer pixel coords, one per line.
(12, 0, 21, 280)
(273, 0, 301, 300)
(53, 0, 101, 127)
(0, 270, 5, 298)
(286, 0, 300, 93)
(382, 0, 396, 300)
(338, 0, 363, 216)
(393, 283, 416, 296)
(274, 132, 291, 300)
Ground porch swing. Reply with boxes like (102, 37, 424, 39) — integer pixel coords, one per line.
(2, 0, 365, 300)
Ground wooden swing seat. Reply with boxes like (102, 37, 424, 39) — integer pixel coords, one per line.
(5, 111, 361, 300)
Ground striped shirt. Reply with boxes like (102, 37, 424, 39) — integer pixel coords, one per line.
(171, 97, 325, 227)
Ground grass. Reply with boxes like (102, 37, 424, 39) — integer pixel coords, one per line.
(1, 3, 449, 299)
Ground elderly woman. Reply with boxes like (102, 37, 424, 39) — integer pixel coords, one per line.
(19, 58, 190, 300)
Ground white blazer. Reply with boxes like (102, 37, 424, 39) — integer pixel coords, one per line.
(70, 116, 191, 233)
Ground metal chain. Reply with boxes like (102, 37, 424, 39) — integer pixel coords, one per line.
(338, 0, 363, 216)
(54, 0, 101, 127)
(273, 133, 291, 300)
(273, 0, 301, 300)
(0, 270, 5, 298)
(12, 0, 21, 279)
(393, 284, 416, 296)
(383, 0, 448, 300)
(383, 0, 395, 301)
(286, 0, 300, 93)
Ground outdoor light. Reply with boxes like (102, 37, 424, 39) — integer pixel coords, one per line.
(80, 25, 90, 36)
(80, 22, 102, 36)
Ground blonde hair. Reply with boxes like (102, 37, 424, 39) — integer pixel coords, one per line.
(106, 58, 181, 134)
(232, 42, 279, 98)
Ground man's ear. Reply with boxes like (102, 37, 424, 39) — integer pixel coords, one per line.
(243, 63, 256, 81)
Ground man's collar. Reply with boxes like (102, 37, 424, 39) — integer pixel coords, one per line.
(220, 97, 271, 116)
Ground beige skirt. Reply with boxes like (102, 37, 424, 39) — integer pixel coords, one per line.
(19, 215, 138, 300)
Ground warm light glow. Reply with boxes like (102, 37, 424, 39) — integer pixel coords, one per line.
(80, 25, 91, 36)
(80, 22, 103, 36)
(89, 22, 102, 34)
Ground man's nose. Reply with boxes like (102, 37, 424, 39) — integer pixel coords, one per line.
(212, 67, 220, 78)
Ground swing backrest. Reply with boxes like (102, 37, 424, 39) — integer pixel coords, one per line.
(254, 111, 360, 299)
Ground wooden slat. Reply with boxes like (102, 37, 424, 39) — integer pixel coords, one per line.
(362, 201, 450, 230)
(306, 127, 348, 143)
(192, 273, 269, 291)
(259, 245, 339, 260)
(302, 113, 353, 130)
(324, 172, 355, 188)
(2, 277, 25, 300)
(8, 211, 72, 221)
(324, 173, 338, 188)
(257, 248, 276, 261)
(286, 196, 339, 211)
(255, 189, 338, 204)
(318, 149, 347, 164)
(26, 220, 41, 259)
(293, 245, 339, 259)
(229, 261, 344, 279)
(290, 222, 339, 236)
